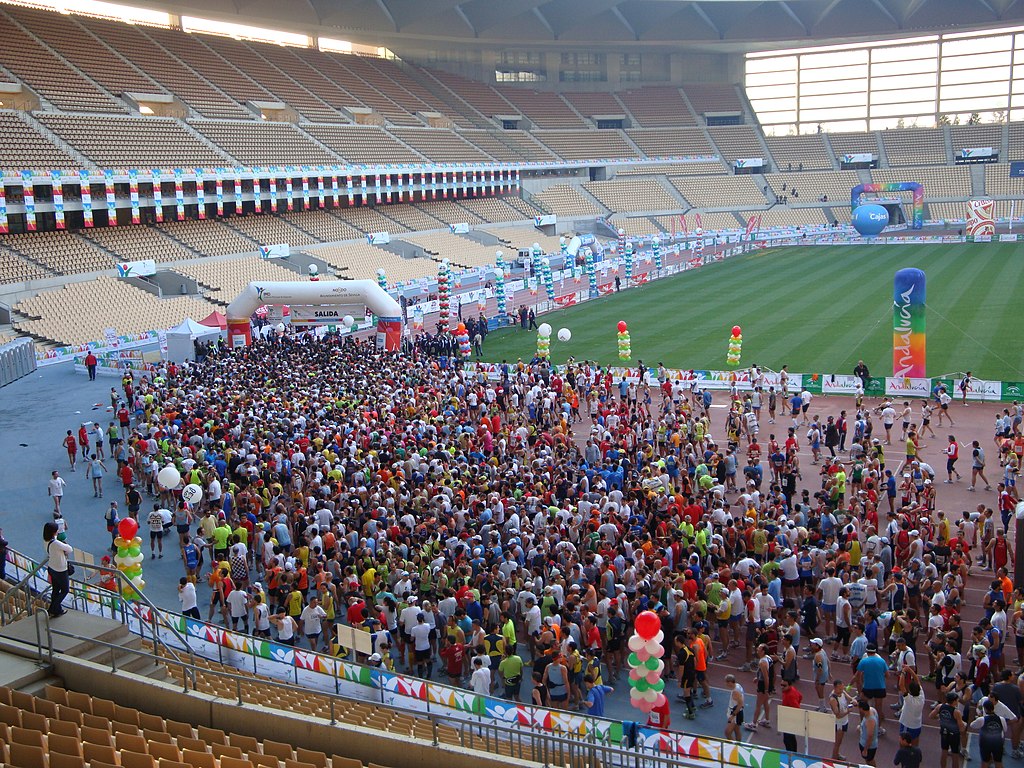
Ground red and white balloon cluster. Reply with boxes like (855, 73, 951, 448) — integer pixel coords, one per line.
(627, 610, 666, 714)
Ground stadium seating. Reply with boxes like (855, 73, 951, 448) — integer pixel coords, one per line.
(870, 166, 972, 198)
(985, 164, 1024, 196)
(682, 83, 743, 116)
(926, 202, 967, 221)
(610, 217, 660, 237)
(764, 134, 834, 170)
(36, 115, 226, 170)
(226, 215, 319, 248)
(745, 207, 829, 228)
(300, 125, 423, 165)
(412, 200, 484, 226)
(157, 221, 257, 258)
(534, 130, 638, 161)
(950, 123, 1004, 156)
(81, 226, 197, 264)
(322, 53, 428, 126)
(332, 207, 411, 235)
(562, 91, 625, 121)
(455, 196, 537, 223)
(880, 127, 947, 166)
(826, 131, 880, 159)
(478, 228, 563, 254)
(175, 256, 317, 302)
(310, 243, 438, 282)
(14, 275, 215, 344)
(400, 232, 496, 267)
(497, 89, 585, 129)
(762, 170, 860, 205)
(0, 110, 79, 170)
(625, 128, 716, 159)
(617, 87, 696, 127)
(993, 200, 1024, 219)
(281, 210, 363, 243)
(688, 211, 743, 229)
(1008, 123, 1024, 159)
(582, 179, 681, 213)
(0, 242, 50, 284)
(669, 174, 767, 209)
(375, 205, 444, 232)
(706, 126, 767, 165)
(189, 122, 338, 166)
(423, 70, 515, 120)
(3, 232, 114, 275)
(388, 129, 491, 162)
(533, 185, 605, 217)
(0, 7, 127, 113)
(616, 162, 726, 176)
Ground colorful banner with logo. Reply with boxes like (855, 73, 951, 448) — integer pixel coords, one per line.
(115, 259, 157, 278)
(385, 173, 393, 203)
(128, 169, 140, 225)
(440, 170, 448, 199)
(80, 170, 94, 228)
(313, 167, 324, 207)
(21, 170, 36, 232)
(173, 168, 184, 220)
(103, 169, 116, 226)
(360, 174, 367, 205)
(301, 167, 310, 209)
(51, 170, 65, 230)
(269, 168, 279, 213)
(215, 169, 224, 217)
(0, 177, 7, 234)
(346, 173, 354, 206)
(233, 171, 242, 214)
(283, 167, 293, 211)
(852, 182, 924, 230)
(150, 169, 163, 223)
(194, 168, 206, 219)
(893, 267, 926, 377)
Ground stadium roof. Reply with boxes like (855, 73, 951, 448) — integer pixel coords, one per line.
(139, 0, 1024, 51)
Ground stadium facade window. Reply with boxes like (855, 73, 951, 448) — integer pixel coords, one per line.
(747, 27, 1024, 133)
(495, 69, 546, 83)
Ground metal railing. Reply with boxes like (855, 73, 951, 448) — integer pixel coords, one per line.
(0, 555, 49, 624)
(2, 548, 850, 768)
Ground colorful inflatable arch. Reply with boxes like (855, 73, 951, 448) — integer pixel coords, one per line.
(851, 182, 923, 230)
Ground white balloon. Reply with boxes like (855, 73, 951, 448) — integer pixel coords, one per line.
(342, 315, 355, 327)
(537, 323, 552, 337)
(652, 630, 664, 645)
(308, 264, 318, 275)
(557, 328, 571, 342)
(157, 465, 181, 490)
(1016, 501, 1024, 520)
(627, 634, 646, 652)
(276, 322, 286, 333)
(182, 484, 204, 505)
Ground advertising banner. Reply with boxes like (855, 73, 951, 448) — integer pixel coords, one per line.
(0, 178, 6, 234)
(534, 214, 557, 227)
(289, 304, 367, 326)
(449, 222, 470, 234)
(194, 168, 205, 219)
(21, 170, 36, 232)
(884, 377, 932, 397)
(115, 259, 157, 278)
(128, 168, 140, 224)
(258, 244, 289, 259)
(151, 169, 163, 223)
(173, 168, 185, 220)
(51, 170, 65, 230)
(367, 232, 390, 245)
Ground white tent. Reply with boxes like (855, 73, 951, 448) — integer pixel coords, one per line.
(165, 317, 221, 363)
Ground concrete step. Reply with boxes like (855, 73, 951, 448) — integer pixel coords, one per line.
(17, 674, 64, 698)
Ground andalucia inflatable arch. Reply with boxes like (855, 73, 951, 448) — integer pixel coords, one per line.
(225, 280, 403, 350)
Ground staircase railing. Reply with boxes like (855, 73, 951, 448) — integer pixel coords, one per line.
(0, 556, 49, 625)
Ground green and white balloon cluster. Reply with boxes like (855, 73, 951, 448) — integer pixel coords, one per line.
(624, 239, 634, 286)
(493, 251, 507, 317)
(536, 322, 552, 359)
(541, 257, 555, 302)
(376, 268, 387, 292)
(652, 236, 663, 273)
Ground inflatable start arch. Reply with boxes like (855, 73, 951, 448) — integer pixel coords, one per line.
(225, 280, 403, 350)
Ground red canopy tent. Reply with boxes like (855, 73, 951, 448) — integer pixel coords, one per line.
(199, 311, 227, 330)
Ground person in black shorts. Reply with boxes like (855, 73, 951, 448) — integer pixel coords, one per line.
(972, 697, 1010, 768)
(674, 634, 697, 720)
(930, 691, 966, 768)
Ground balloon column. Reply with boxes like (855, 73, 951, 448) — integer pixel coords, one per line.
(437, 260, 451, 334)
(493, 252, 507, 318)
(376, 268, 388, 292)
(727, 325, 743, 367)
(627, 610, 666, 716)
(559, 236, 568, 264)
(536, 323, 552, 359)
(585, 247, 598, 299)
(541, 257, 555, 302)
(455, 322, 471, 359)
(617, 228, 626, 258)
(624, 239, 634, 287)
(617, 320, 631, 361)
(113, 518, 145, 601)
(652, 236, 663, 273)
(531, 243, 543, 278)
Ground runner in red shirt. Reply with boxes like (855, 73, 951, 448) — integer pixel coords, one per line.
(61, 430, 77, 471)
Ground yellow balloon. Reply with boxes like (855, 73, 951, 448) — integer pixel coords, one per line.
(114, 537, 127, 548)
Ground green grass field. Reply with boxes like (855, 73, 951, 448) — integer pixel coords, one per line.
(483, 243, 1024, 381)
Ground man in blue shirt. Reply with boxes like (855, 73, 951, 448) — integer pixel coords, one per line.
(854, 643, 889, 731)
(581, 674, 613, 718)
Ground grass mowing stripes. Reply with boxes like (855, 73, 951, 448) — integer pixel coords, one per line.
(481, 243, 1024, 380)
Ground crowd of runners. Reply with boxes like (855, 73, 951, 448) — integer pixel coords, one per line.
(45, 331, 1024, 766)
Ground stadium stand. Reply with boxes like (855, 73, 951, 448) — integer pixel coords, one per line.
(376, 204, 445, 232)
(455, 196, 538, 223)
(625, 128, 717, 159)
(189, 121, 338, 166)
(36, 115, 227, 169)
(534, 185, 605, 217)
(497, 89, 585, 129)
(616, 162, 726, 176)
(0, 110, 80, 170)
(423, 70, 514, 120)
(764, 134, 834, 170)
(281, 209, 364, 243)
(175, 256, 318, 302)
(993, 200, 1024, 219)
(826, 131, 881, 158)
(669, 174, 767, 209)
(3, 232, 114, 275)
(324, 53, 429, 126)
(763, 170, 860, 205)
(618, 87, 696, 127)
(333, 207, 411, 235)
(926, 202, 968, 221)
(0, 242, 49, 284)
(302, 125, 423, 165)
(562, 91, 625, 121)
(707, 126, 767, 165)
(412, 200, 485, 226)
(400, 232, 495, 267)
(225, 214, 319, 248)
(582, 179, 680, 212)
(79, 17, 253, 120)
(950, 123, 1004, 155)
(156, 220, 257, 258)
(0, 8, 127, 113)
(682, 83, 743, 116)
(870, 166, 972, 198)
(1008, 123, 1024, 158)
(387, 128, 491, 162)
(80, 226, 198, 264)
(311, 242, 437, 281)
(534, 130, 639, 161)
(746, 207, 829, 227)
(482, 131, 560, 163)
(611, 217, 661, 237)
(480, 228, 563, 254)
(14, 275, 214, 344)
(880, 127, 948, 166)
(985, 164, 1024, 196)
(689, 211, 744, 229)
(457, 130, 532, 163)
